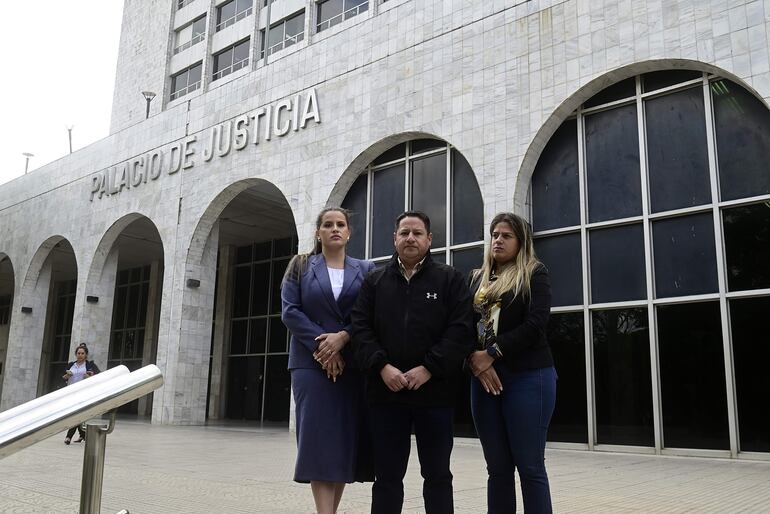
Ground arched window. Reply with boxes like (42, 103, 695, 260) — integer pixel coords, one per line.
(341, 138, 484, 278)
(531, 70, 770, 454)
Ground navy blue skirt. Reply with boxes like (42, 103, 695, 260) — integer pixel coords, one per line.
(291, 367, 373, 483)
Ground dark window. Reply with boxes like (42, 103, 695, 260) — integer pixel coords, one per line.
(585, 104, 642, 223)
(535, 233, 582, 307)
(248, 318, 267, 354)
(723, 202, 770, 291)
(174, 16, 207, 54)
(645, 87, 711, 213)
(589, 224, 646, 303)
(657, 302, 729, 449)
(226, 356, 264, 419)
(372, 143, 406, 166)
(170, 63, 202, 100)
(262, 355, 290, 421)
(0, 295, 10, 325)
(411, 138, 445, 154)
(317, 0, 368, 32)
(712, 79, 770, 201)
(370, 164, 405, 258)
(450, 247, 483, 280)
(548, 312, 588, 443)
(593, 308, 654, 446)
(341, 174, 367, 259)
(411, 153, 447, 247)
(642, 70, 702, 92)
(652, 213, 718, 298)
(730, 297, 770, 452)
(584, 77, 636, 108)
(213, 39, 250, 80)
(532, 119, 580, 231)
(451, 150, 484, 245)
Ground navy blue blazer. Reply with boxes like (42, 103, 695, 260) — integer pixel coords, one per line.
(282, 254, 374, 370)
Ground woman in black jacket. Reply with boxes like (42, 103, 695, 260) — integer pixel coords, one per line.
(467, 212, 556, 514)
(62, 343, 100, 444)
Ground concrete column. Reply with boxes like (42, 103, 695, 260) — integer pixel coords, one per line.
(70, 249, 119, 371)
(36, 281, 60, 396)
(152, 223, 219, 425)
(138, 260, 162, 417)
(0, 261, 53, 410)
(207, 244, 234, 419)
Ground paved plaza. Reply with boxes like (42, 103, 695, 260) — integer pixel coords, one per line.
(1, 420, 769, 513)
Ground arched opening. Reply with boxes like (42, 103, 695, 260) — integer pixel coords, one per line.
(339, 136, 485, 435)
(0, 253, 14, 398)
(97, 216, 165, 416)
(36, 239, 79, 395)
(529, 69, 770, 455)
(195, 180, 297, 425)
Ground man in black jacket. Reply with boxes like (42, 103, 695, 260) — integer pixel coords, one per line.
(352, 211, 474, 514)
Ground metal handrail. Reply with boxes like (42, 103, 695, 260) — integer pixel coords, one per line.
(212, 56, 249, 80)
(216, 7, 253, 32)
(266, 32, 304, 57)
(170, 79, 201, 100)
(317, 2, 368, 32)
(0, 365, 163, 513)
(0, 364, 163, 458)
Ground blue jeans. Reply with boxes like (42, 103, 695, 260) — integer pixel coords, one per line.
(368, 403, 454, 514)
(471, 365, 557, 514)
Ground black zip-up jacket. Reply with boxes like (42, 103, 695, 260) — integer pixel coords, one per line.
(352, 253, 474, 406)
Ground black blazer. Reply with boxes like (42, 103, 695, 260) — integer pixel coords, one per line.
(471, 265, 553, 372)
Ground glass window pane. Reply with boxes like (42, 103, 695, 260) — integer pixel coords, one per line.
(230, 319, 248, 354)
(236, 245, 252, 264)
(250, 262, 269, 316)
(273, 238, 294, 258)
(268, 24, 283, 47)
(652, 213, 718, 298)
(319, 0, 343, 24)
(269, 316, 288, 353)
(593, 308, 654, 446)
(232, 265, 251, 318)
(535, 233, 582, 307)
(730, 297, 770, 452)
(192, 17, 207, 36)
(271, 259, 289, 314)
(286, 12, 304, 37)
(723, 203, 770, 291)
(450, 247, 483, 281)
(234, 39, 250, 62)
(589, 224, 646, 303)
(712, 79, 770, 201)
(645, 87, 711, 212)
(254, 241, 271, 260)
(411, 153, 447, 247)
(548, 312, 587, 443)
(371, 164, 405, 258)
(372, 143, 405, 166)
(430, 251, 445, 264)
(188, 63, 202, 84)
(532, 119, 580, 231)
(642, 70, 702, 92)
(219, 0, 235, 23)
(657, 302, 729, 449)
(585, 104, 642, 222)
(248, 318, 267, 354)
(226, 356, 264, 420)
(410, 138, 445, 154)
(584, 78, 636, 108)
(341, 174, 368, 259)
(451, 149, 484, 245)
(263, 355, 290, 422)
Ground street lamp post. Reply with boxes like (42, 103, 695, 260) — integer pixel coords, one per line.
(22, 152, 34, 174)
(141, 91, 156, 119)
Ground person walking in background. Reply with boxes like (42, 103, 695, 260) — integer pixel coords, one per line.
(352, 211, 474, 514)
(467, 212, 556, 514)
(281, 207, 375, 514)
(62, 343, 100, 444)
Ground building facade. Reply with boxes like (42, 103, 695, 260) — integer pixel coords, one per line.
(1, 0, 769, 459)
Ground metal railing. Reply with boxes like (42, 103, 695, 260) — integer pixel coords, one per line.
(173, 32, 205, 55)
(170, 79, 201, 100)
(212, 56, 249, 80)
(265, 32, 304, 57)
(216, 7, 253, 32)
(0, 364, 164, 514)
(317, 2, 369, 32)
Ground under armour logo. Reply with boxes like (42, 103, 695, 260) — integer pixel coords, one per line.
(426, 292, 438, 299)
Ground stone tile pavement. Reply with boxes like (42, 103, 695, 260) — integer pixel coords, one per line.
(1, 420, 769, 513)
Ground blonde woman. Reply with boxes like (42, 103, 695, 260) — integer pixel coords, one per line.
(468, 212, 556, 514)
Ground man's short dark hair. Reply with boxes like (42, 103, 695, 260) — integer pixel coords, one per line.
(394, 211, 431, 234)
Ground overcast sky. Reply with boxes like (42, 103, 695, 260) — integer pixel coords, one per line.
(0, 2, 124, 186)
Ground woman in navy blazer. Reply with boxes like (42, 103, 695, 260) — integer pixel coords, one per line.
(281, 207, 375, 514)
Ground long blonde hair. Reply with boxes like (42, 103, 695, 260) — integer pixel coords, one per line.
(472, 213, 541, 303)
(282, 207, 350, 284)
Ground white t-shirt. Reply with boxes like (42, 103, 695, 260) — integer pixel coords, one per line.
(328, 268, 345, 300)
(67, 361, 88, 385)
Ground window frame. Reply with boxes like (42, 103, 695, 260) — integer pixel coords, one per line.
(316, 0, 369, 33)
(170, 62, 203, 100)
(174, 15, 207, 55)
(216, 0, 254, 32)
(212, 38, 251, 81)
